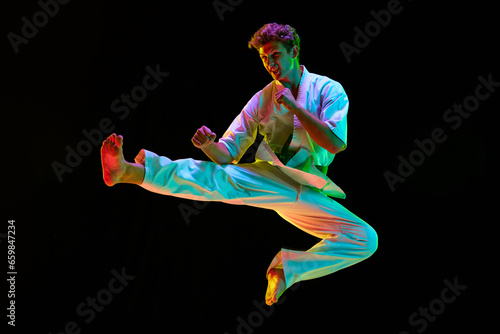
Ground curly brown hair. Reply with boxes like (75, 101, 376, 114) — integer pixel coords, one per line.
(248, 23, 301, 62)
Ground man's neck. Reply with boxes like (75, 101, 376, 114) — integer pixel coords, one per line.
(279, 64, 303, 98)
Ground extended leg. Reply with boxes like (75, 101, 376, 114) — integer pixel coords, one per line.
(138, 148, 301, 207)
(101, 136, 377, 305)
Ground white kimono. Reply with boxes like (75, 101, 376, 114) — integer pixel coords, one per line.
(220, 65, 348, 198)
(140, 66, 377, 290)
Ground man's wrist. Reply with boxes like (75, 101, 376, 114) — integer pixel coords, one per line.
(288, 104, 305, 116)
(200, 140, 215, 151)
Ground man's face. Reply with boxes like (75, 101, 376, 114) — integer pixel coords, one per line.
(259, 40, 297, 81)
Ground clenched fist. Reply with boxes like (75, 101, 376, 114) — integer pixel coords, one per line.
(191, 125, 217, 149)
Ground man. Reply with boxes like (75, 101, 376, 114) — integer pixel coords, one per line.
(100, 23, 377, 306)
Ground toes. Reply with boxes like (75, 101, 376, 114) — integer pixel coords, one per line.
(115, 135, 123, 148)
(265, 294, 276, 306)
(270, 292, 277, 305)
(265, 293, 272, 306)
(103, 133, 123, 147)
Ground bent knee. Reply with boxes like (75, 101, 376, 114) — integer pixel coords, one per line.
(363, 225, 378, 258)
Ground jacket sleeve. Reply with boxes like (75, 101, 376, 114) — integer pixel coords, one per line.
(319, 82, 349, 148)
(219, 94, 260, 164)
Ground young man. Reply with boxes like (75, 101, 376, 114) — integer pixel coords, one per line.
(100, 23, 377, 306)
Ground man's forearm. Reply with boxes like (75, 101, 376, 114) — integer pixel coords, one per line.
(291, 105, 345, 154)
(201, 141, 234, 165)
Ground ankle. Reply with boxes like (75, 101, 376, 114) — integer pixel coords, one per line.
(123, 162, 145, 185)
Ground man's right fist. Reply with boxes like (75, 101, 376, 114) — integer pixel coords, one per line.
(192, 125, 217, 149)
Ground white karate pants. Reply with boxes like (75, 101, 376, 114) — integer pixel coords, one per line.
(140, 150, 378, 290)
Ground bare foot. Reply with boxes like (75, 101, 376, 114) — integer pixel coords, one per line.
(265, 268, 286, 306)
(100, 133, 126, 186)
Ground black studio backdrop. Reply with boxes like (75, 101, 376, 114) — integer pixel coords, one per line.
(2, 0, 497, 333)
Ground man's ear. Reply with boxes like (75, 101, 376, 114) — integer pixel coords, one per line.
(292, 45, 299, 59)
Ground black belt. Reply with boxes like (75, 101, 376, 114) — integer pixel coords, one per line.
(315, 165, 328, 175)
(277, 134, 328, 176)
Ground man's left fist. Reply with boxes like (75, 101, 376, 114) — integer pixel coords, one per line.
(274, 88, 297, 111)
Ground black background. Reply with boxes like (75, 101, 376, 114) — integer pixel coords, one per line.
(3, 0, 496, 333)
